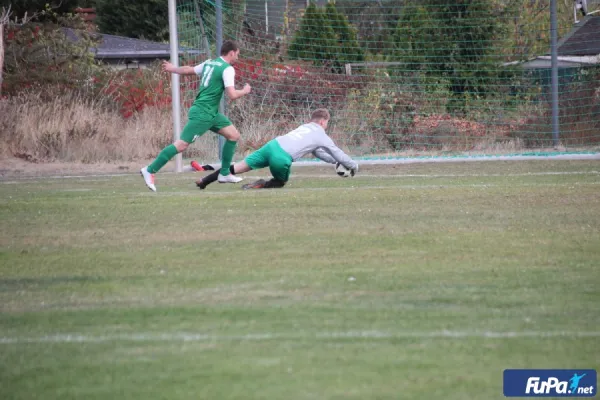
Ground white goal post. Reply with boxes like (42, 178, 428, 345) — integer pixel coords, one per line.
(168, 0, 183, 173)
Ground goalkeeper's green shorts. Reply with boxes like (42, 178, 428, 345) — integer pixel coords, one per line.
(245, 139, 293, 182)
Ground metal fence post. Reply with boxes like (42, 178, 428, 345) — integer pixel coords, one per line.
(550, 0, 560, 147)
(216, 0, 226, 160)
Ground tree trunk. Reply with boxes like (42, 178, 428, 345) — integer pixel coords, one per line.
(0, 6, 14, 96)
(0, 7, 9, 97)
(0, 22, 4, 96)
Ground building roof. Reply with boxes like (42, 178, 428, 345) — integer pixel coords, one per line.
(518, 57, 596, 69)
(556, 15, 600, 56)
(64, 28, 203, 60)
(513, 15, 600, 69)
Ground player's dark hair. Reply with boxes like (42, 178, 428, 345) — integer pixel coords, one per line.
(311, 109, 330, 121)
(220, 40, 239, 56)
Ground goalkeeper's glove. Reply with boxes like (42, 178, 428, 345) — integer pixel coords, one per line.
(336, 162, 358, 177)
(350, 164, 358, 177)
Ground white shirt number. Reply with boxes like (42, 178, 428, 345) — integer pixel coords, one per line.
(201, 66, 214, 87)
(287, 126, 311, 140)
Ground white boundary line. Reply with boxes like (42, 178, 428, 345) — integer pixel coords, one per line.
(1, 181, 599, 200)
(294, 153, 600, 166)
(1, 330, 599, 344)
(0, 153, 598, 182)
(1, 170, 598, 184)
(2, 181, 599, 198)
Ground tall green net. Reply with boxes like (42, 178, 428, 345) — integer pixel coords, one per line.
(176, 0, 600, 159)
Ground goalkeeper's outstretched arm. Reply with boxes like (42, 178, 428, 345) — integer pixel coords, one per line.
(312, 148, 337, 164)
(313, 145, 358, 172)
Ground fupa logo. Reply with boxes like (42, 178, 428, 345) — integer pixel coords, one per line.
(504, 369, 597, 397)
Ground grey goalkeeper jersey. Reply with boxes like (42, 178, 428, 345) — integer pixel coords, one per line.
(275, 122, 358, 170)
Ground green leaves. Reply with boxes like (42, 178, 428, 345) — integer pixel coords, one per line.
(391, 0, 511, 114)
(288, 2, 363, 73)
(2, 19, 100, 95)
(95, 0, 169, 42)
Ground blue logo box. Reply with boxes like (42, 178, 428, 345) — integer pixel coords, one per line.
(504, 369, 597, 397)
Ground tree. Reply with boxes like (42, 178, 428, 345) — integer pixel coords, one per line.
(0, 5, 10, 95)
(288, 3, 337, 67)
(501, 0, 573, 62)
(324, 2, 364, 72)
(392, 0, 511, 114)
(391, 5, 434, 73)
(335, 0, 402, 55)
(0, 0, 84, 19)
(1, 1, 84, 95)
(288, 2, 363, 73)
(2, 6, 99, 95)
(95, 0, 169, 41)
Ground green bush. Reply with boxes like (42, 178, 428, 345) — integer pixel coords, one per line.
(94, 0, 169, 41)
(0, 0, 85, 19)
(2, 9, 100, 96)
(288, 2, 363, 73)
(391, 0, 511, 115)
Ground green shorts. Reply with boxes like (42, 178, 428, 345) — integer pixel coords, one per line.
(179, 106, 232, 144)
(245, 140, 293, 182)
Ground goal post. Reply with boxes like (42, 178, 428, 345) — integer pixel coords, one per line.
(168, 0, 183, 172)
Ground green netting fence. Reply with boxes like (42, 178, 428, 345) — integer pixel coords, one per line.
(175, 0, 600, 158)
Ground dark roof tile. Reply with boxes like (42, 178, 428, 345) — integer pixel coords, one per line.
(64, 28, 202, 60)
(557, 16, 600, 56)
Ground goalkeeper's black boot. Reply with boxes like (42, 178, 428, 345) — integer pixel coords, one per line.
(242, 178, 285, 189)
(242, 179, 267, 189)
(262, 178, 286, 188)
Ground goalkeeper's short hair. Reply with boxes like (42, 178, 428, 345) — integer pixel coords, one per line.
(311, 108, 330, 121)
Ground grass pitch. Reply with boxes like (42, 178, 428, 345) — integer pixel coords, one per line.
(1, 160, 599, 399)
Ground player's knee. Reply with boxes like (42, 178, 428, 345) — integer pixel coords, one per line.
(174, 140, 189, 152)
(228, 129, 240, 142)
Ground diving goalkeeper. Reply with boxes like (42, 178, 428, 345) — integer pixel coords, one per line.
(195, 108, 358, 189)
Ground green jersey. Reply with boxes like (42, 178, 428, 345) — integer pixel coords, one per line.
(192, 57, 235, 114)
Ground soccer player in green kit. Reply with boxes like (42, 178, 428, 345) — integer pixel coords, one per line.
(140, 40, 251, 192)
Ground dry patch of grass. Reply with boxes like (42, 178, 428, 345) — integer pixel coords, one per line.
(0, 92, 174, 163)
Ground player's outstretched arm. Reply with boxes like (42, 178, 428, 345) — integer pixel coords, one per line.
(162, 61, 197, 75)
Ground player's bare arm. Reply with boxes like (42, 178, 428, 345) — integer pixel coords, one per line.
(225, 84, 251, 101)
(161, 61, 197, 75)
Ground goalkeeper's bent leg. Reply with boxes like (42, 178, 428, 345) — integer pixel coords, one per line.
(263, 178, 286, 189)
